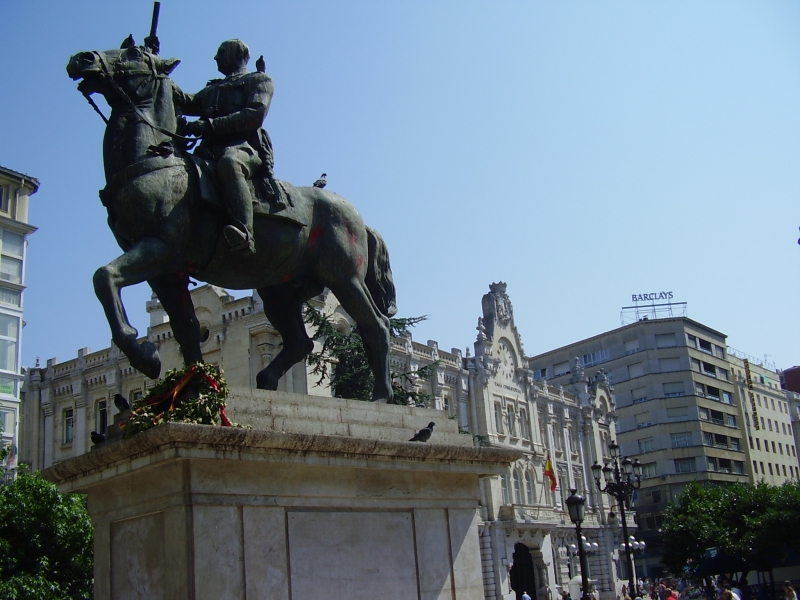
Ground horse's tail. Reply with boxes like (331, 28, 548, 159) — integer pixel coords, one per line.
(365, 226, 397, 318)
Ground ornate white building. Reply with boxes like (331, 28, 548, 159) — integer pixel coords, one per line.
(20, 282, 631, 600)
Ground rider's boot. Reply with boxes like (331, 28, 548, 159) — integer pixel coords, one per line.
(224, 178, 256, 257)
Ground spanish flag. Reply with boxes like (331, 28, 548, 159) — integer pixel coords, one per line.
(544, 455, 557, 492)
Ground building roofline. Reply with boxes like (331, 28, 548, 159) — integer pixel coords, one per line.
(0, 165, 40, 194)
(529, 316, 727, 361)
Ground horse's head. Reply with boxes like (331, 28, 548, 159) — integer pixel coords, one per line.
(67, 35, 180, 108)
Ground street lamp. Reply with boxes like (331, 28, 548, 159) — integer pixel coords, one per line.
(566, 489, 591, 600)
(591, 446, 642, 594)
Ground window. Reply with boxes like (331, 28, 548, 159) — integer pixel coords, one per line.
(63, 408, 74, 444)
(706, 385, 721, 401)
(702, 362, 717, 377)
(675, 458, 696, 473)
(722, 391, 734, 405)
(0, 377, 15, 396)
(0, 287, 20, 307)
(533, 368, 547, 380)
(756, 438, 761, 450)
(656, 333, 676, 348)
(671, 432, 692, 448)
(650, 490, 663, 504)
(783, 423, 788, 435)
(783, 465, 787, 477)
(753, 460, 759, 474)
(660, 357, 680, 372)
(714, 345, 726, 359)
(725, 414, 737, 428)
(525, 473, 533, 503)
(632, 386, 647, 403)
(501, 474, 510, 504)
(0, 314, 19, 372)
(760, 461, 765, 474)
(582, 348, 610, 367)
(696, 382, 706, 396)
(639, 437, 654, 453)
(714, 433, 729, 448)
(519, 409, 529, 439)
(771, 398, 776, 410)
(765, 441, 770, 453)
(772, 441, 776, 453)
(717, 368, 728, 381)
(641, 462, 657, 478)
(554, 361, 570, 377)
(703, 432, 714, 446)
(663, 382, 685, 398)
(699, 407, 709, 421)
(769, 464, 774, 475)
(779, 443, 784, 455)
(507, 407, 516, 437)
(749, 436, 753, 449)
(698, 339, 713, 354)
(628, 363, 644, 379)
(686, 334, 697, 348)
(761, 416, 765, 428)
(730, 438, 740, 451)
(635, 412, 651, 428)
(625, 339, 640, 355)
(0, 257, 21, 284)
(667, 406, 688, 421)
(768, 419, 773, 432)
(131, 390, 143, 402)
(494, 404, 503, 433)
(0, 187, 6, 213)
(691, 358, 701, 372)
(513, 471, 523, 504)
(710, 409, 725, 425)
(96, 400, 107, 436)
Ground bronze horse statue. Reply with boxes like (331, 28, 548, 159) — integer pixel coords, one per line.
(66, 40, 397, 401)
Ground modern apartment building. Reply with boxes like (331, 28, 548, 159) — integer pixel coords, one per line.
(728, 352, 799, 483)
(0, 165, 37, 481)
(528, 317, 752, 578)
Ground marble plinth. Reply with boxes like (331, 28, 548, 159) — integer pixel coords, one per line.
(43, 392, 521, 600)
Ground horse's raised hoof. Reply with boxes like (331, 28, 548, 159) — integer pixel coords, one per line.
(133, 341, 162, 380)
(256, 369, 279, 391)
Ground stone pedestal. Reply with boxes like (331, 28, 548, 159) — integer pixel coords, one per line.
(43, 391, 520, 600)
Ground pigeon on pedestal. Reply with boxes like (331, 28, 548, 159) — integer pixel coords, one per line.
(409, 422, 435, 442)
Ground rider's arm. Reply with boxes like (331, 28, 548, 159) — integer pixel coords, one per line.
(206, 72, 273, 137)
(172, 83, 201, 117)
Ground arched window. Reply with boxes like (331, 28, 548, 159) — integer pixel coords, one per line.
(508, 407, 516, 436)
(513, 470, 523, 504)
(501, 474, 510, 505)
(525, 472, 534, 504)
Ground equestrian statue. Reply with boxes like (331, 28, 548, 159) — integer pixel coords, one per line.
(66, 19, 397, 401)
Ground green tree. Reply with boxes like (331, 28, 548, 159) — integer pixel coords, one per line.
(660, 480, 800, 576)
(0, 468, 93, 600)
(304, 305, 438, 405)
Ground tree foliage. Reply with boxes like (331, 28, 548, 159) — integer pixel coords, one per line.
(660, 480, 800, 576)
(0, 468, 93, 600)
(304, 305, 438, 405)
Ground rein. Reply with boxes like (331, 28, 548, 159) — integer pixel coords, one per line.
(84, 50, 197, 150)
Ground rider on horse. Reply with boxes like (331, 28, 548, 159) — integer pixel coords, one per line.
(178, 39, 276, 257)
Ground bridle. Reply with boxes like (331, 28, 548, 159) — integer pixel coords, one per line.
(80, 49, 197, 149)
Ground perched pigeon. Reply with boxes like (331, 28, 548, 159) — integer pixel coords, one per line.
(114, 393, 130, 412)
(313, 173, 327, 188)
(90, 431, 106, 445)
(409, 422, 435, 442)
(256, 55, 266, 73)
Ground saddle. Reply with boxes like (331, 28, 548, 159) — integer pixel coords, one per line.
(187, 154, 308, 228)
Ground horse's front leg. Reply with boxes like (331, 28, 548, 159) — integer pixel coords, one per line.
(93, 237, 182, 380)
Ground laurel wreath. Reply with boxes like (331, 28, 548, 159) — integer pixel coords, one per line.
(123, 363, 241, 437)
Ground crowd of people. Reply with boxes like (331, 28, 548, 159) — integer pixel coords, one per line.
(616, 576, 798, 600)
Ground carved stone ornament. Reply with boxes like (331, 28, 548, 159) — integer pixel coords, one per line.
(490, 281, 513, 325)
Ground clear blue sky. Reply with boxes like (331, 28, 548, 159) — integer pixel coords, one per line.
(2, 1, 798, 372)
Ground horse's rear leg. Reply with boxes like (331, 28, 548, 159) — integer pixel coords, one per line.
(147, 273, 203, 366)
(93, 237, 182, 380)
(328, 277, 392, 403)
(255, 283, 318, 391)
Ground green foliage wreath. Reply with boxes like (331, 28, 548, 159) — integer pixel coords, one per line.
(123, 363, 235, 437)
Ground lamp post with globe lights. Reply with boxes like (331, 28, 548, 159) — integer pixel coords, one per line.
(565, 489, 592, 600)
(590, 441, 642, 594)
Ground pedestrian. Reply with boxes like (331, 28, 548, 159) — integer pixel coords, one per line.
(784, 582, 796, 600)
(522, 592, 532, 600)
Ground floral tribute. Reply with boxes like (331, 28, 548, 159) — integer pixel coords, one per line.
(123, 363, 235, 437)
